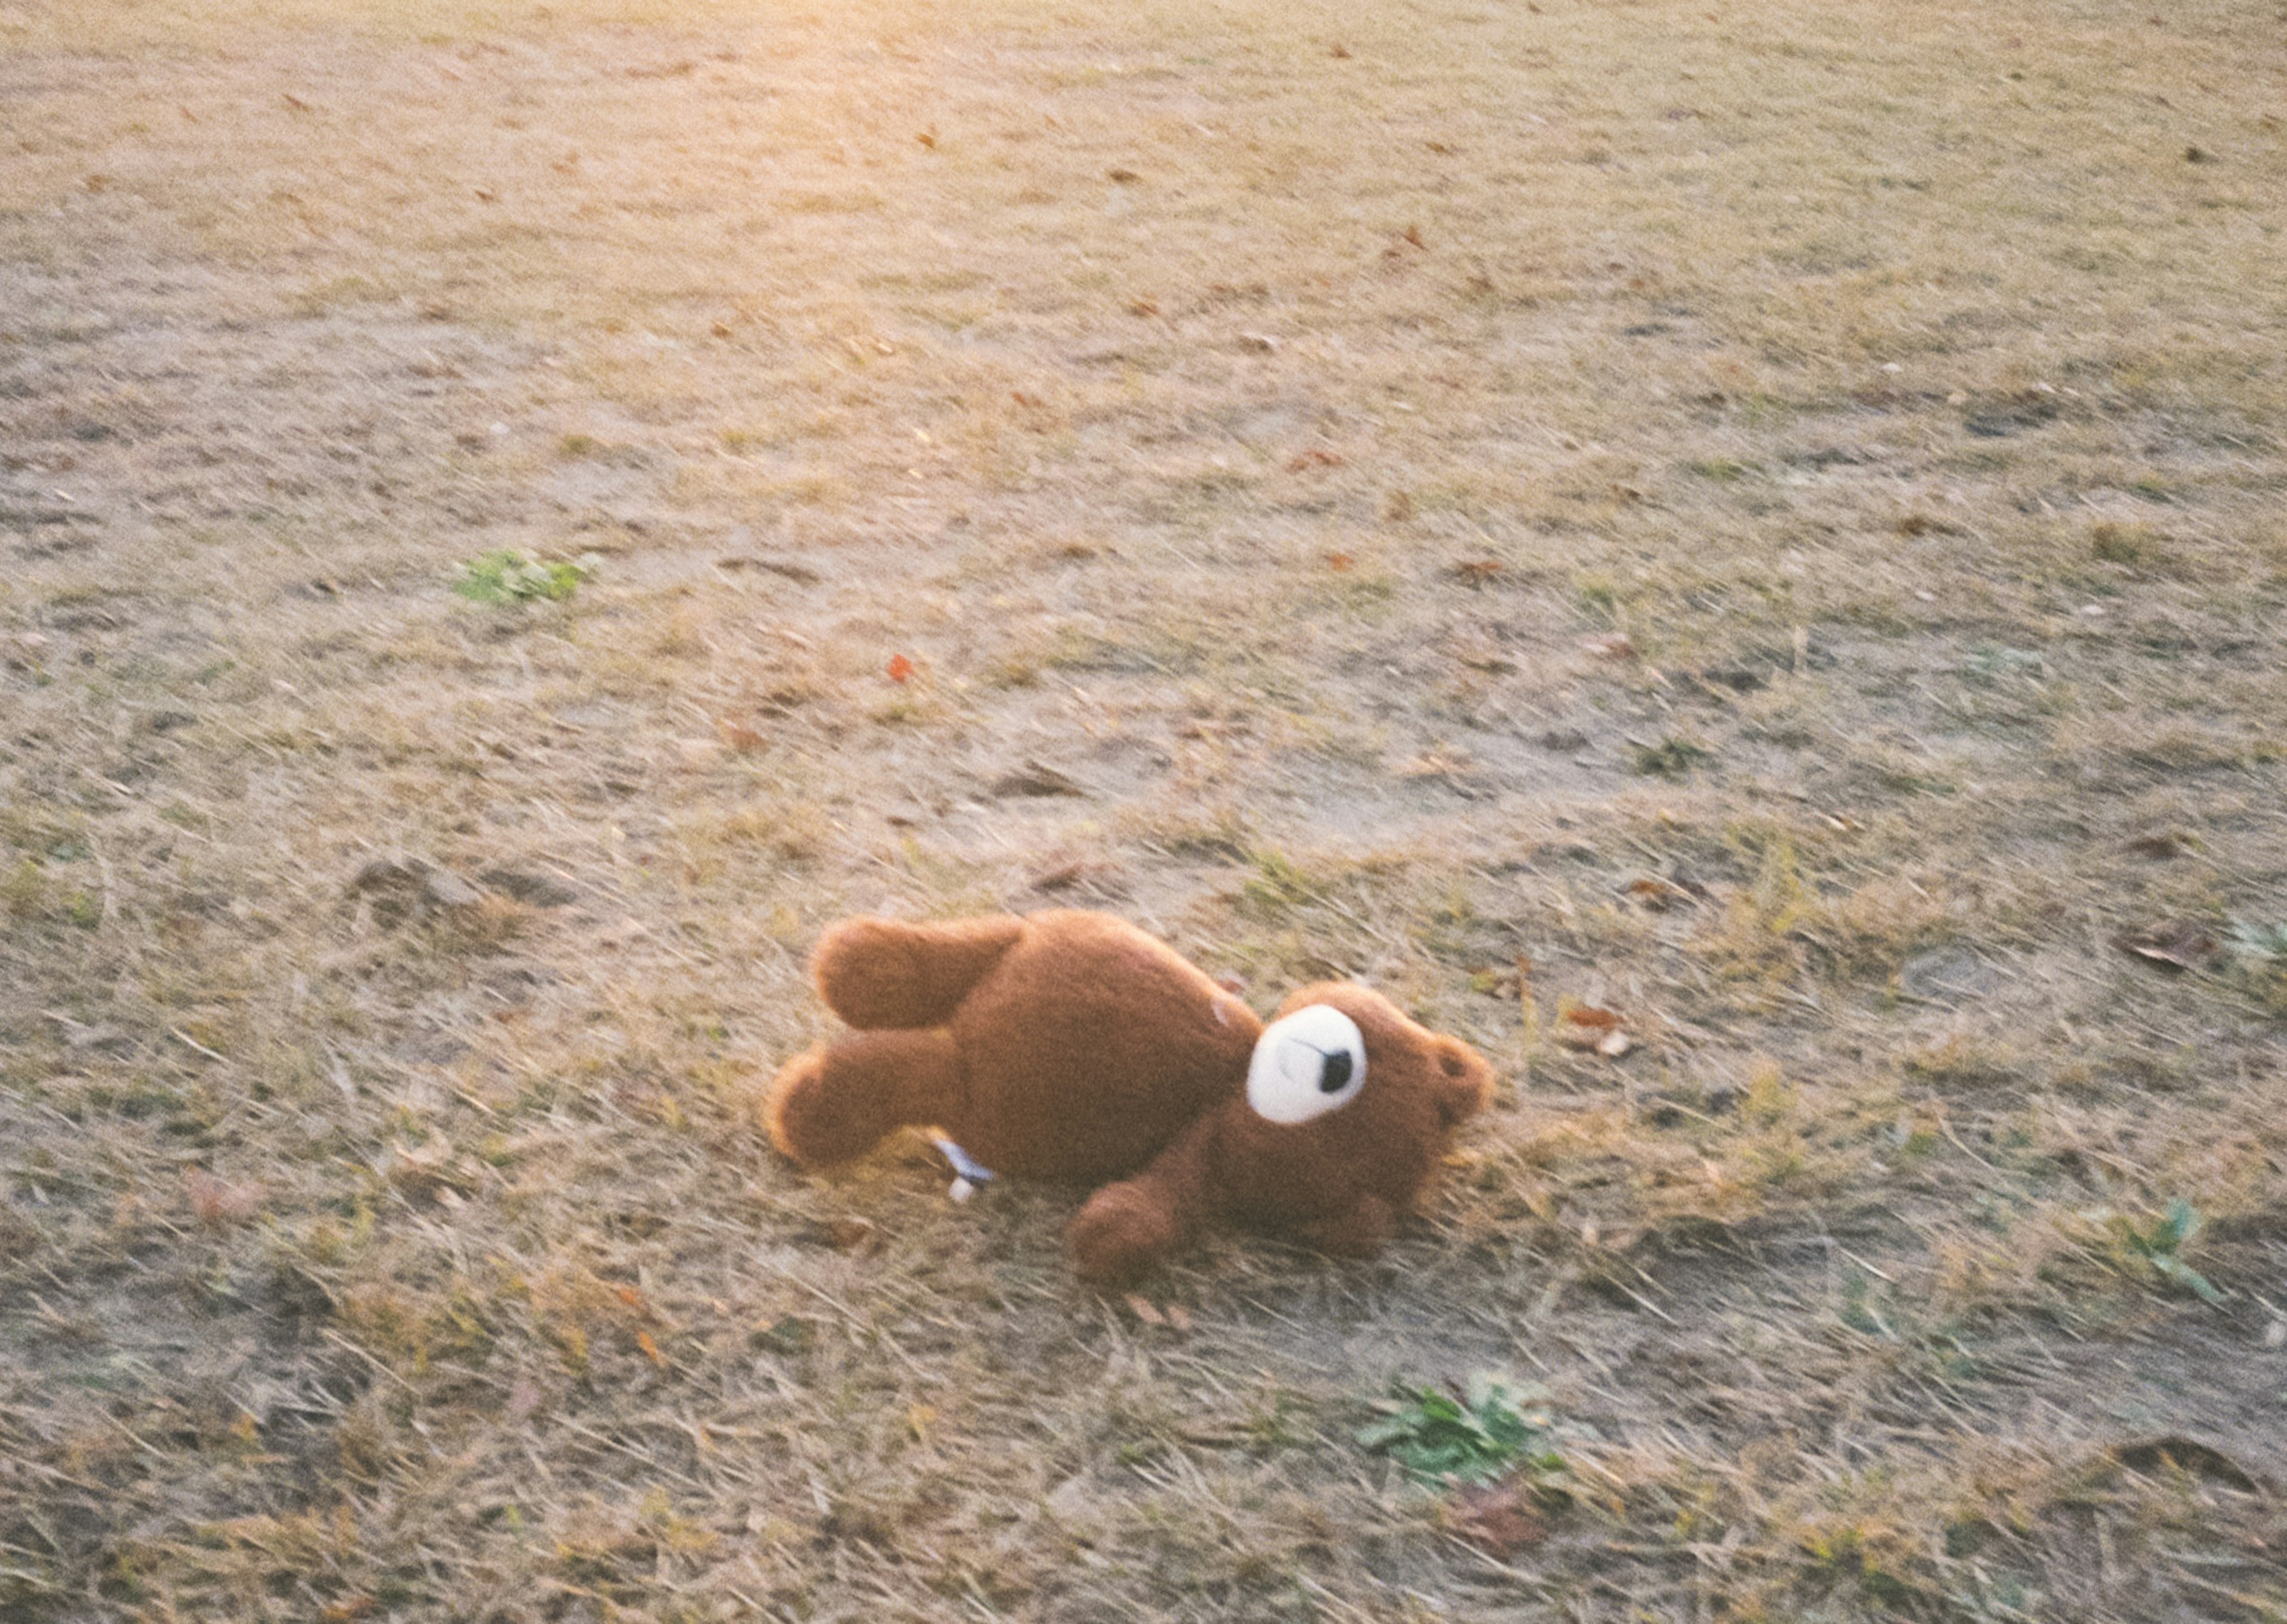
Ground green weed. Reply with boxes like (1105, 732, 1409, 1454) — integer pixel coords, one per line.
(1356, 1376, 1565, 1488)
(2107, 1199, 2224, 1305)
(450, 550, 597, 605)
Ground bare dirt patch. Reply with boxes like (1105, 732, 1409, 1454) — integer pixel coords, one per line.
(4, 0, 2285, 1617)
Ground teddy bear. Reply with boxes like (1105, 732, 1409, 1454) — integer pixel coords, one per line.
(760, 909, 1494, 1283)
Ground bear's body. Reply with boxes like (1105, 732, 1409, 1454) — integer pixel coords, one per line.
(762, 910, 1494, 1283)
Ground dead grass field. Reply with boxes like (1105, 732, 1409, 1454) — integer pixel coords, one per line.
(4, 0, 2286, 1616)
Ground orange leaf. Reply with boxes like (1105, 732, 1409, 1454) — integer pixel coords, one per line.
(1325, 551, 1356, 572)
(1554, 1003, 1629, 1052)
(1450, 1480, 1548, 1557)
(886, 653, 916, 683)
(715, 716, 766, 751)
(637, 1330, 668, 1369)
(186, 1170, 260, 1227)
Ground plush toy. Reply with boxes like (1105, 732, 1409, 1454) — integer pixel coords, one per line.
(761, 909, 1494, 1283)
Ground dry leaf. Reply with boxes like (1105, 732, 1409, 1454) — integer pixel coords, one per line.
(2123, 831, 2196, 860)
(915, 131, 937, 149)
(886, 653, 916, 684)
(636, 1330, 668, 1369)
(384, 1143, 461, 1203)
(1579, 632, 1635, 659)
(2115, 919, 2220, 971)
(1325, 551, 1356, 571)
(1556, 1003, 1621, 1034)
(1287, 448, 1345, 472)
(1450, 559, 1504, 586)
(715, 554, 821, 584)
(1029, 859, 1092, 892)
(1124, 1294, 1167, 1327)
(1398, 749, 1473, 780)
(1622, 876, 1700, 911)
(992, 759, 1086, 798)
(1554, 1003, 1632, 1055)
(1449, 1480, 1549, 1557)
(1164, 1304, 1194, 1333)
(186, 1170, 260, 1227)
(809, 1216, 879, 1254)
(715, 716, 767, 751)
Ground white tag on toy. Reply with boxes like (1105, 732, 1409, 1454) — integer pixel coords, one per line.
(930, 1134, 996, 1202)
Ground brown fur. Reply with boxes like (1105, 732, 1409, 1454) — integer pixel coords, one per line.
(762, 911, 1494, 1283)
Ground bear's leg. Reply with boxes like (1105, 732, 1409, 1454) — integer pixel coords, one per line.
(762, 1027, 962, 1167)
(811, 915, 1024, 1030)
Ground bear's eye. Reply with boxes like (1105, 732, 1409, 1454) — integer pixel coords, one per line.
(1246, 1004, 1367, 1125)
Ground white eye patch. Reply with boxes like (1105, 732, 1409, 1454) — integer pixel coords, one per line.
(1245, 1004, 1367, 1125)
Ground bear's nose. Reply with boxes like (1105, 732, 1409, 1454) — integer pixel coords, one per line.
(1318, 1051, 1353, 1093)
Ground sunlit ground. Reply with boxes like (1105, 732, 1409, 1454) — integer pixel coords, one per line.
(3, 0, 2285, 1617)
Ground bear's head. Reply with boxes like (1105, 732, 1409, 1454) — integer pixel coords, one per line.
(1210, 981, 1494, 1229)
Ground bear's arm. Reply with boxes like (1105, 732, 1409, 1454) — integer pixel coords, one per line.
(1293, 1192, 1395, 1260)
(1064, 1114, 1222, 1285)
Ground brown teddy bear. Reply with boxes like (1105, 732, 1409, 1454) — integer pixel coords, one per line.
(761, 909, 1494, 1283)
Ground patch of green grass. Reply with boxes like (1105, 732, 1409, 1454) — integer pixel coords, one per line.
(450, 550, 597, 606)
(1240, 846, 1323, 915)
(1357, 1376, 1566, 1488)
(2229, 919, 2287, 968)
(2107, 1199, 2224, 1305)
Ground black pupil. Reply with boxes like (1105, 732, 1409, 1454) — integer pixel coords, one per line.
(1318, 1051, 1354, 1093)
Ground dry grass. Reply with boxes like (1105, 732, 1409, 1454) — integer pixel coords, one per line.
(5, 0, 2287, 1616)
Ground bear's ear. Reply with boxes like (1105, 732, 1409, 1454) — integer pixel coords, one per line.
(1430, 1035, 1493, 1126)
